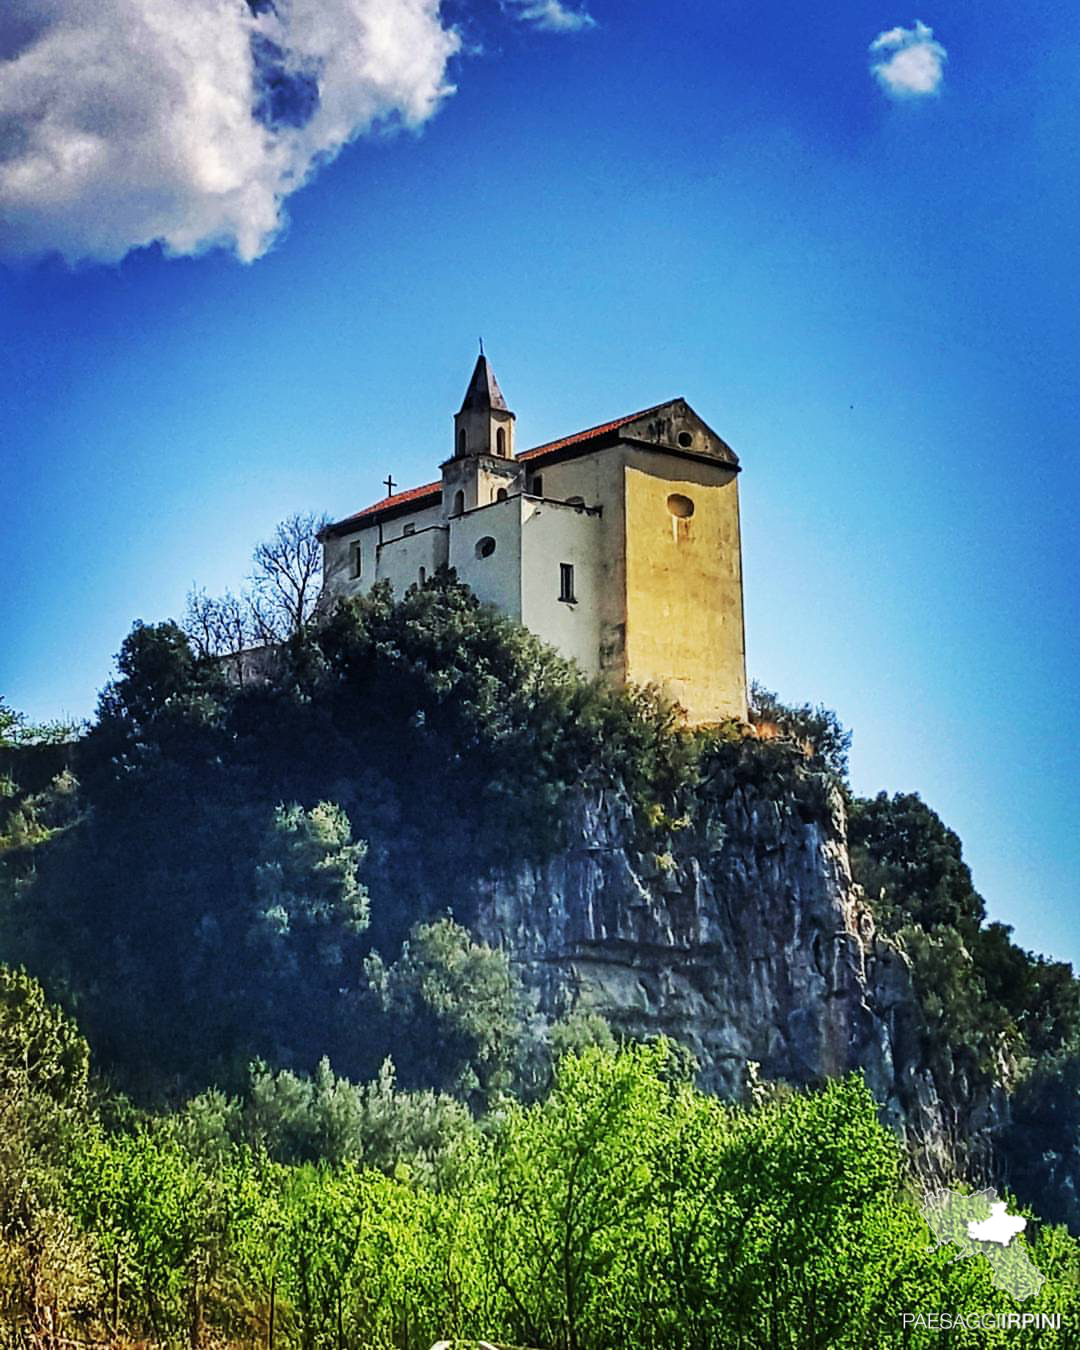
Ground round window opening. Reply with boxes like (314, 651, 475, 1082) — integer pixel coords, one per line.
(667, 493, 695, 519)
(677, 431, 694, 448)
(476, 536, 497, 559)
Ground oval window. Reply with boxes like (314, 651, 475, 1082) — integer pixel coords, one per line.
(475, 536, 496, 559)
(677, 431, 693, 448)
(667, 493, 695, 518)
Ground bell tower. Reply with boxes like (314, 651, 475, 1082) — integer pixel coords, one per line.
(453, 352, 516, 461)
(443, 352, 521, 516)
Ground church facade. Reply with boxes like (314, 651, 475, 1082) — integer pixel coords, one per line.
(321, 356, 748, 724)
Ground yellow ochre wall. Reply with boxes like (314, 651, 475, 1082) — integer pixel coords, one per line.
(623, 460, 747, 724)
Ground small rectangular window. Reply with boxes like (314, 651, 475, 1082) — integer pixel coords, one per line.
(403, 522, 415, 536)
(530, 475, 543, 497)
(350, 542, 363, 579)
(559, 562, 576, 603)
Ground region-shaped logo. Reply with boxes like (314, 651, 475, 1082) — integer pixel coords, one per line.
(921, 1187, 1045, 1301)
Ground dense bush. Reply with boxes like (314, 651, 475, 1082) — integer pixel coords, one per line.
(1003, 1051, 1080, 1237)
(849, 791, 1080, 1077)
(849, 791, 987, 937)
(4, 1010, 1078, 1349)
(749, 679, 852, 780)
(365, 917, 539, 1109)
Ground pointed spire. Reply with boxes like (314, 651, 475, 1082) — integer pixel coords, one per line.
(459, 353, 510, 414)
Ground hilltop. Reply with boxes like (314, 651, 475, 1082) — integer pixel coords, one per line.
(2, 573, 1078, 1222)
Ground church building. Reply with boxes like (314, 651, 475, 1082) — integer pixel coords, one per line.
(321, 355, 748, 724)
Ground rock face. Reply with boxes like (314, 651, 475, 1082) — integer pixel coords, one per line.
(468, 773, 992, 1172)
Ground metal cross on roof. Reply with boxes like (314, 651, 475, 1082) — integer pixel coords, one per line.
(383, 474, 397, 496)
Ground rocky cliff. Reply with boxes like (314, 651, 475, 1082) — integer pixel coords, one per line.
(468, 772, 999, 1176)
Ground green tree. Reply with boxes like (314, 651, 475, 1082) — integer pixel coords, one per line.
(0, 966, 89, 1108)
(1003, 1051, 1080, 1235)
(366, 918, 536, 1107)
(971, 922, 1080, 1060)
(849, 791, 986, 936)
(0, 695, 80, 749)
(478, 1041, 678, 1349)
(247, 802, 370, 1070)
(66, 1128, 223, 1340)
(96, 621, 203, 729)
(0, 969, 97, 1341)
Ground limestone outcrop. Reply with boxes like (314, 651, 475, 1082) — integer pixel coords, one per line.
(467, 774, 998, 1173)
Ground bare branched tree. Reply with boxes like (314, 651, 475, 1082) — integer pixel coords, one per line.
(251, 511, 329, 640)
(183, 588, 256, 659)
(183, 511, 329, 657)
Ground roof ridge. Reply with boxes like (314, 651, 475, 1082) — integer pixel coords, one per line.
(330, 478, 442, 529)
(516, 399, 676, 461)
(327, 398, 685, 531)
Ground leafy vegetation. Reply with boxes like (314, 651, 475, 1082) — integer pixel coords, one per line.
(849, 792, 1080, 1071)
(365, 918, 539, 1109)
(1004, 1050, 1080, 1236)
(0, 695, 80, 751)
(848, 790, 1080, 1216)
(749, 679, 853, 780)
(2, 975, 1077, 1348)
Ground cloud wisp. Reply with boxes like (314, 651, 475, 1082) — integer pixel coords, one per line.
(504, 1, 595, 34)
(0, 0, 461, 265)
(870, 20, 947, 99)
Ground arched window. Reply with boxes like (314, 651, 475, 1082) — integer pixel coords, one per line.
(496, 487, 508, 502)
(452, 490, 465, 516)
(497, 426, 507, 456)
(458, 428, 467, 455)
(418, 566, 427, 585)
(475, 536, 496, 559)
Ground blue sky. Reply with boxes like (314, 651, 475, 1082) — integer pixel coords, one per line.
(2, 1, 1078, 966)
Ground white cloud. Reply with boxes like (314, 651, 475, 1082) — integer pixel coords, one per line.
(0, 0, 461, 264)
(505, 0, 595, 34)
(869, 19, 947, 99)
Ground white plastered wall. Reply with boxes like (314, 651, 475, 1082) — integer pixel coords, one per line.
(375, 525, 449, 597)
(521, 451, 627, 680)
(448, 496, 524, 620)
(323, 498, 445, 601)
(520, 498, 602, 676)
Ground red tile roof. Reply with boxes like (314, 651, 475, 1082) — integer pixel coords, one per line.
(326, 400, 689, 533)
(516, 401, 672, 462)
(328, 479, 442, 531)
